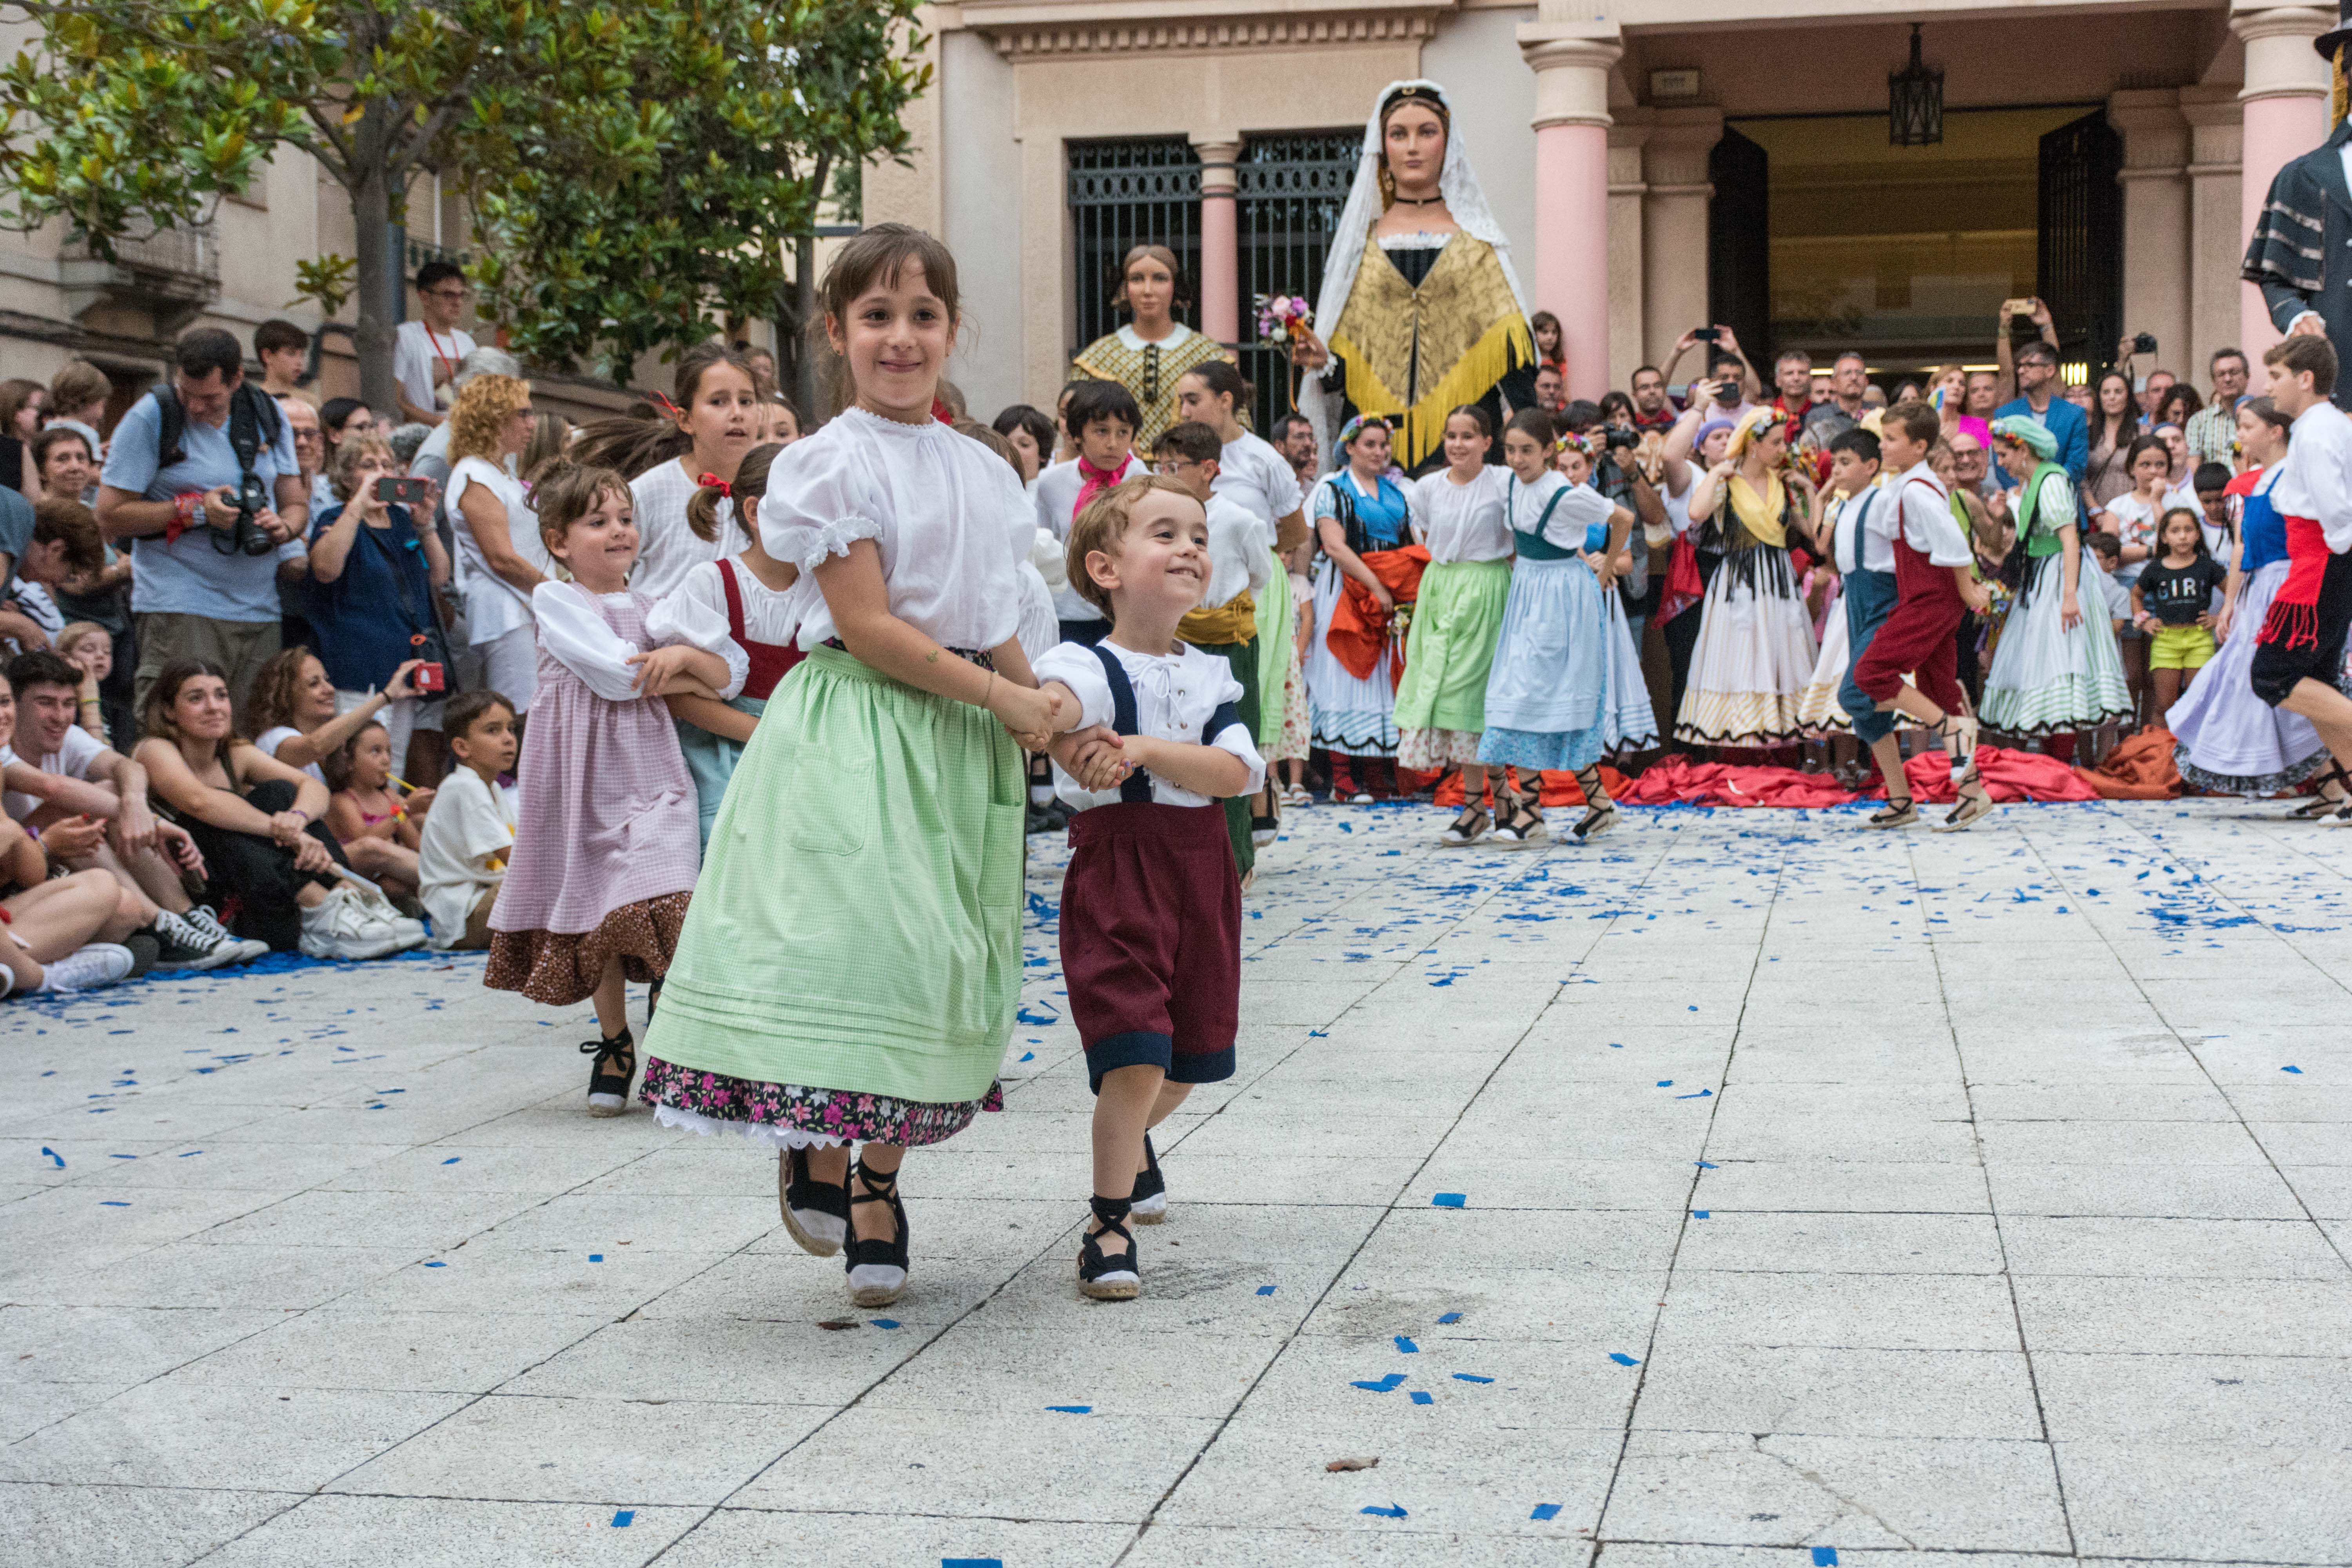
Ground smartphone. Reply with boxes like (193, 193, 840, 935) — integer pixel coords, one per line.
(1713, 380, 1742, 406)
(374, 476, 430, 506)
(1694, 327, 1720, 345)
(410, 662, 446, 694)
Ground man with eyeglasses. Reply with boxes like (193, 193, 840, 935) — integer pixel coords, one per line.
(393, 261, 477, 428)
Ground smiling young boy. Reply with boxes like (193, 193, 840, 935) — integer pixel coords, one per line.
(1033, 475, 1266, 1300)
(418, 688, 519, 950)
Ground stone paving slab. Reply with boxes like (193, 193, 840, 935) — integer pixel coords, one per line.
(3, 797, 2350, 1566)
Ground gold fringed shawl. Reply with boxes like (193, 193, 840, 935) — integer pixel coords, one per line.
(1178, 592, 1258, 647)
(1325, 234, 1533, 470)
(1069, 327, 1229, 447)
(1725, 472, 1791, 550)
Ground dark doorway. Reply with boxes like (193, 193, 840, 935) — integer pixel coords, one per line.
(1709, 127, 1771, 367)
(1236, 130, 1358, 435)
(2037, 109, 2124, 381)
(1065, 138, 1202, 366)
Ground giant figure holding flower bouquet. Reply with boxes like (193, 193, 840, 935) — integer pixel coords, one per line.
(1290, 80, 1540, 475)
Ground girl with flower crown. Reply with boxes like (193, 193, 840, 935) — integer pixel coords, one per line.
(1674, 406, 1820, 748)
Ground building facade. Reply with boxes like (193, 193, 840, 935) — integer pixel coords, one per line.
(868, 0, 2336, 420)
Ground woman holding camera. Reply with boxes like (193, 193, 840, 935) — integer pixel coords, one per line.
(305, 434, 452, 770)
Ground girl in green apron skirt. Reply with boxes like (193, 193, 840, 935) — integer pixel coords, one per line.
(641, 227, 1066, 1308)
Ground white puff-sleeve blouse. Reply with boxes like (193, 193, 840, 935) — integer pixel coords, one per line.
(757, 407, 1025, 652)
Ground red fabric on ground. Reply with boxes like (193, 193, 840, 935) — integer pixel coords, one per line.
(1895, 743, 2100, 804)
(1324, 545, 1430, 682)
(2073, 726, 2181, 799)
(1613, 756, 1857, 808)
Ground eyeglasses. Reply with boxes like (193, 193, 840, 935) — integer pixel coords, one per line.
(1152, 458, 1194, 475)
(423, 286, 470, 301)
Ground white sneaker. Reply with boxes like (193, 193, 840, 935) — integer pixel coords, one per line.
(299, 886, 415, 961)
(341, 877, 428, 949)
(38, 943, 136, 993)
(185, 906, 271, 964)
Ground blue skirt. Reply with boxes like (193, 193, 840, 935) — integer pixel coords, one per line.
(675, 698, 768, 849)
(1478, 555, 1611, 773)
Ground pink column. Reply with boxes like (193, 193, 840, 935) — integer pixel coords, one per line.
(1519, 29, 1623, 403)
(2232, 8, 2333, 356)
(1196, 142, 1242, 345)
(1536, 122, 1612, 401)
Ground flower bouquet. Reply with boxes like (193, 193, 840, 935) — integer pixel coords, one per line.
(1254, 293, 1314, 345)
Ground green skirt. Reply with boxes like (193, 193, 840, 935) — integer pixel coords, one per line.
(1393, 557, 1512, 735)
(1253, 550, 1292, 752)
(643, 645, 1024, 1106)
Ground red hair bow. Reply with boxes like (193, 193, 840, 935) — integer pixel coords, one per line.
(696, 472, 732, 497)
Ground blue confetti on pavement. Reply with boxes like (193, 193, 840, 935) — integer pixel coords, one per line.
(1431, 1192, 1465, 1208)
(1608, 1352, 1640, 1367)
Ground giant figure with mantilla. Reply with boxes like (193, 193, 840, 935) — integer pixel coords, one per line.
(1292, 80, 1539, 474)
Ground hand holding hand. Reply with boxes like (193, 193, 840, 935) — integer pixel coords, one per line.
(991, 680, 1065, 750)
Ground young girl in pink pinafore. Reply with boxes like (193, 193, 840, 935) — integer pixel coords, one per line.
(484, 460, 747, 1115)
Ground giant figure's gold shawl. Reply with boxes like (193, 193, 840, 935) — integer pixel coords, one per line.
(1325, 234, 1532, 470)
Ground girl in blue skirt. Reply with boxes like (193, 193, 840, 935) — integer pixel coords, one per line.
(1478, 409, 1635, 845)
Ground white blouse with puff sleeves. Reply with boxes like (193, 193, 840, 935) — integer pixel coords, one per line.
(758, 407, 1026, 653)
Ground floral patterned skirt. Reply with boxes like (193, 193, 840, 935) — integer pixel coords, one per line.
(640, 1056, 1003, 1149)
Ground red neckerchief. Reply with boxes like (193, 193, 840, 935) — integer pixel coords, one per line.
(1074, 456, 1126, 519)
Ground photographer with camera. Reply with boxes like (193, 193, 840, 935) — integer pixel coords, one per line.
(95, 327, 309, 718)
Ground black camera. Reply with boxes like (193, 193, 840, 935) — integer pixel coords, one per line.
(1603, 425, 1641, 452)
(209, 469, 275, 557)
(2132, 331, 2158, 356)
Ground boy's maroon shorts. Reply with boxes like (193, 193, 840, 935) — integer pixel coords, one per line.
(1058, 800, 1241, 1092)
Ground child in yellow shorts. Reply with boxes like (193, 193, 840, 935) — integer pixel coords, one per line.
(2132, 506, 2228, 727)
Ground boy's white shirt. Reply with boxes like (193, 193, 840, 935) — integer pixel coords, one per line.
(1034, 638, 1267, 811)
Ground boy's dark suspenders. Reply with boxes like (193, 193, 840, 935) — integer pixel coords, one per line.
(1091, 643, 1155, 804)
(1089, 643, 1243, 805)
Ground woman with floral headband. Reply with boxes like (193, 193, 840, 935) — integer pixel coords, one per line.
(1290, 80, 1540, 476)
(1674, 405, 1820, 748)
(1304, 414, 1419, 801)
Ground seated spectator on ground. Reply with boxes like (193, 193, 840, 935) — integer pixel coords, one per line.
(304, 435, 453, 770)
(324, 718, 423, 910)
(0, 676, 138, 994)
(243, 645, 437, 891)
(0, 649, 261, 969)
(417, 688, 517, 951)
(44, 361, 111, 462)
(135, 659, 423, 958)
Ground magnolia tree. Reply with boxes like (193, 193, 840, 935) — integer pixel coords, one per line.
(0, 0, 927, 403)
(466, 0, 926, 396)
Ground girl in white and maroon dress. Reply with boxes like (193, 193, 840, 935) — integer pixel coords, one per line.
(485, 461, 746, 1115)
(649, 443, 809, 846)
